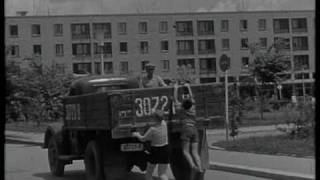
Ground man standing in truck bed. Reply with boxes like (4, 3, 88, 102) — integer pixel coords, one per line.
(140, 63, 167, 88)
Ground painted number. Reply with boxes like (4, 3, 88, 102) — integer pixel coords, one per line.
(65, 104, 80, 121)
(135, 96, 169, 117)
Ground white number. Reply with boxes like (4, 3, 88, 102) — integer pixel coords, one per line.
(143, 98, 151, 115)
(135, 96, 170, 117)
(151, 96, 159, 112)
(135, 98, 143, 117)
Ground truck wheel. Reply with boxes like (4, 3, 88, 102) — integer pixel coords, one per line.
(84, 141, 104, 180)
(48, 136, 65, 176)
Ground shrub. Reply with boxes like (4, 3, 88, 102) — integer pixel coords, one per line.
(278, 100, 315, 139)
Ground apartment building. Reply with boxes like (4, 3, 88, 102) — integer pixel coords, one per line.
(5, 10, 315, 97)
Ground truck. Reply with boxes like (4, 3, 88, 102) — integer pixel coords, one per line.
(43, 75, 225, 180)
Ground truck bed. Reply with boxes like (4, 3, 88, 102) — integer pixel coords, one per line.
(63, 83, 225, 138)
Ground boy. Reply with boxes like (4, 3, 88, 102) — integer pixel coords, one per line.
(173, 83, 202, 172)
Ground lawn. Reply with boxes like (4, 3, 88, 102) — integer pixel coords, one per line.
(212, 135, 314, 158)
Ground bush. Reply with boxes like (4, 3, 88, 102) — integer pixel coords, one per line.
(278, 100, 315, 139)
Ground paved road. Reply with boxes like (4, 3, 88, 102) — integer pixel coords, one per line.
(5, 143, 271, 180)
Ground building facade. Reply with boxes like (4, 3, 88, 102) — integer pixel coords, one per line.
(5, 10, 315, 96)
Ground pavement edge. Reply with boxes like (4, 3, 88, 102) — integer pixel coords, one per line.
(210, 162, 315, 180)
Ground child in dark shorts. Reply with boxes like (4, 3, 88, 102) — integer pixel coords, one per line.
(173, 83, 202, 172)
(132, 109, 169, 180)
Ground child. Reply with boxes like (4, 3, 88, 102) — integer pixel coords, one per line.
(173, 83, 202, 173)
(132, 109, 169, 180)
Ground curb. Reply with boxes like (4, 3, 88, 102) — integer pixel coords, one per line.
(209, 162, 315, 180)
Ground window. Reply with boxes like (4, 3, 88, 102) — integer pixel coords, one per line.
(104, 62, 113, 74)
(161, 41, 169, 52)
(292, 18, 307, 33)
(274, 37, 290, 50)
(94, 62, 113, 74)
(273, 19, 289, 33)
(120, 61, 129, 74)
(139, 22, 148, 34)
(259, 38, 267, 48)
(118, 22, 127, 35)
(54, 24, 63, 36)
(93, 23, 111, 39)
(293, 55, 309, 71)
(240, 38, 249, 49)
(200, 58, 216, 74)
(9, 25, 18, 36)
(292, 36, 308, 51)
(220, 76, 235, 82)
(240, 20, 248, 31)
(258, 19, 266, 31)
(140, 41, 149, 54)
(198, 39, 215, 54)
(161, 60, 170, 71)
(159, 21, 168, 33)
(71, 23, 90, 39)
(175, 21, 193, 36)
(55, 44, 64, 56)
(221, 20, 229, 32)
(8, 45, 19, 57)
(222, 38, 230, 50)
(32, 24, 41, 36)
(120, 42, 128, 53)
(33, 44, 42, 55)
(241, 57, 249, 69)
(294, 73, 309, 80)
(94, 42, 112, 57)
(197, 21, 214, 35)
(200, 78, 216, 83)
(177, 59, 195, 69)
(72, 43, 91, 56)
(141, 61, 150, 71)
(73, 63, 92, 74)
(176, 40, 194, 55)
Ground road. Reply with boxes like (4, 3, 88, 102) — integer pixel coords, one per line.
(5, 142, 271, 180)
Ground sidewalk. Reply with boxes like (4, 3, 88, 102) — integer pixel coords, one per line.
(5, 125, 315, 180)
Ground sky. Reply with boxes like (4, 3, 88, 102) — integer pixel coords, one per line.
(5, 0, 315, 16)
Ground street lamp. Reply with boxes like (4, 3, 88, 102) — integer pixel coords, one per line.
(96, 30, 105, 75)
(301, 65, 308, 103)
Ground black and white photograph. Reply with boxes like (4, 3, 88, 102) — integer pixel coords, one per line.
(5, 0, 315, 179)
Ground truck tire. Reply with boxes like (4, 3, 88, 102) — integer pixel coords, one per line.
(48, 136, 65, 176)
(84, 141, 104, 180)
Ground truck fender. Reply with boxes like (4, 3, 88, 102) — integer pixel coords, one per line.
(43, 122, 64, 148)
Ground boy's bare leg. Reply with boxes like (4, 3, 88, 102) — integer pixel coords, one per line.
(145, 162, 156, 180)
(191, 142, 202, 171)
(182, 141, 196, 169)
(158, 164, 169, 180)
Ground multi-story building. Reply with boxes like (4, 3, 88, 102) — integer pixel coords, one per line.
(5, 10, 315, 97)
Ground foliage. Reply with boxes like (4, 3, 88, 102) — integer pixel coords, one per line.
(176, 64, 197, 84)
(6, 59, 74, 125)
(228, 84, 241, 138)
(213, 135, 314, 158)
(278, 99, 315, 139)
(248, 39, 289, 120)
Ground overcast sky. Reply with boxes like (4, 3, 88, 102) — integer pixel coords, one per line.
(5, 0, 314, 16)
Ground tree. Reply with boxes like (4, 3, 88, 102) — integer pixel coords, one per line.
(248, 39, 289, 120)
(176, 64, 198, 84)
(6, 58, 74, 125)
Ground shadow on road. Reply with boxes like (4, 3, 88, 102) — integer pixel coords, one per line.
(33, 171, 86, 180)
(33, 171, 147, 180)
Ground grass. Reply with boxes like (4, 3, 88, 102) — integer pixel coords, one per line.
(212, 135, 315, 158)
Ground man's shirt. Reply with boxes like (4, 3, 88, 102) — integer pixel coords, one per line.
(141, 75, 166, 88)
